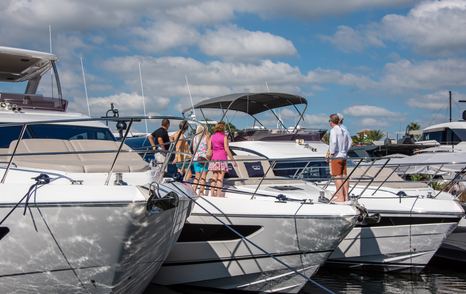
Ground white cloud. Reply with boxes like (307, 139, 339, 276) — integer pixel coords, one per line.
(381, 0, 466, 55)
(407, 90, 466, 110)
(306, 68, 376, 89)
(344, 105, 401, 117)
(165, 1, 235, 24)
(133, 21, 200, 52)
(382, 59, 466, 90)
(359, 117, 389, 128)
(101, 56, 307, 101)
(323, 0, 466, 56)
(238, 0, 414, 19)
(343, 104, 405, 130)
(320, 25, 384, 53)
(304, 113, 329, 128)
(199, 26, 297, 60)
(87, 92, 171, 117)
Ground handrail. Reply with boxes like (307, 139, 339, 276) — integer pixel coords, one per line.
(1, 123, 27, 183)
(250, 160, 277, 200)
(0, 115, 201, 185)
(105, 119, 133, 185)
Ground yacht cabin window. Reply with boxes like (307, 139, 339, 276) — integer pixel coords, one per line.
(422, 128, 466, 144)
(0, 124, 115, 148)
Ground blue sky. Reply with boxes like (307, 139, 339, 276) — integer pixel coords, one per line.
(2, 0, 466, 137)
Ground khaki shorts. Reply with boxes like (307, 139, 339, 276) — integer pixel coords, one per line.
(330, 159, 347, 177)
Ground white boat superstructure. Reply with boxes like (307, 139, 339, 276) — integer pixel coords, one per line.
(153, 157, 361, 293)
(0, 46, 194, 293)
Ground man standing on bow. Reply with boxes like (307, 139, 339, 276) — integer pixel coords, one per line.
(328, 113, 352, 202)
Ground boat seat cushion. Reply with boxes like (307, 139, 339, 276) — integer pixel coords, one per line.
(8, 139, 148, 173)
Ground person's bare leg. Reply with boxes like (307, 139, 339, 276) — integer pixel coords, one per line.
(216, 171, 225, 197)
(211, 172, 218, 196)
(343, 175, 349, 201)
(335, 178, 345, 202)
(199, 171, 207, 195)
(192, 172, 200, 194)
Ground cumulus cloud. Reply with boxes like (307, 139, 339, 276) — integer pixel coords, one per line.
(407, 90, 466, 110)
(359, 117, 389, 128)
(101, 56, 307, 101)
(323, 0, 466, 56)
(306, 68, 376, 89)
(381, 59, 466, 90)
(238, 0, 414, 19)
(87, 92, 171, 116)
(133, 21, 200, 52)
(304, 113, 329, 128)
(381, 0, 466, 55)
(344, 105, 401, 117)
(199, 26, 297, 60)
(342, 104, 405, 129)
(320, 25, 384, 53)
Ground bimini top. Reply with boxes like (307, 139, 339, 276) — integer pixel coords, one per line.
(0, 46, 57, 82)
(183, 92, 307, 116)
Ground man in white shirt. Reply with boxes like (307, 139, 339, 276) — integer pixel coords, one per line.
(328, 113, 352, 202)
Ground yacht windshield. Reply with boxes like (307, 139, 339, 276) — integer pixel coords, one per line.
(0, 124, 115, 148)
(422, 128, 466, 144)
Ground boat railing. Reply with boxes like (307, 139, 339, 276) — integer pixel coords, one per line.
(283, 156, 466, 201)
(0, 115, 200, 185)
(2, 116, 465, 201)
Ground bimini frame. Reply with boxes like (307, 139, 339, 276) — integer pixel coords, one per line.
(182, 92, 308, 134)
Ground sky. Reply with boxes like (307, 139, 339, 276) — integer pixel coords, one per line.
(2, 0, 466, 138)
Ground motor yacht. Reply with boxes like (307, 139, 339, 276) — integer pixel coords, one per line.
(0, 46, 193, 293)
(322, 163, 464, 272)
(153, 156, 361, 293)
(183, 92, 464, 273)
(182, 92, 330, 181)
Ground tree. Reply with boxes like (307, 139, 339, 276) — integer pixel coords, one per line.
(407, 122, 421, 131)
(406, 122, 422, 140)
(352, 129, 384, 145)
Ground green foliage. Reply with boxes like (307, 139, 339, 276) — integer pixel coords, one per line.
(352, 129, 384, 145)
(407, 122, 421, 131)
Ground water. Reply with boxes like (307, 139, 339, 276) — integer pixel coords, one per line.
(145, 262, 466, 294)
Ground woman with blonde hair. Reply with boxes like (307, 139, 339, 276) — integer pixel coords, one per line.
(192, 124, 210, 195)
(171, 120, 192, 179)
(207, 121, 236, 197)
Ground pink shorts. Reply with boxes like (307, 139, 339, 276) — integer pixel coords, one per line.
(208, 161, 228, 172)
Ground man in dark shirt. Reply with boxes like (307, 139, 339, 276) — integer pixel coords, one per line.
(148, 119, 170, 150)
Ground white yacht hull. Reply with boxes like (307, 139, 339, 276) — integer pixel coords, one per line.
(328, 220, 459, 272)
(0, 178, 192, 294)
(154, 196, 358, 293)
(435, 217, 466, 264)
(324, 186, 463, 272)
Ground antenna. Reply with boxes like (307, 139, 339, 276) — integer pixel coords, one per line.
(185, 75, 196, 119)
(138, 62, 149, 134)
(80, 56, 91, 116)
(49, 25, 54, 98)
(449, 90, 452, 122)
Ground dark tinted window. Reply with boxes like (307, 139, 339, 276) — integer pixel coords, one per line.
(26, 124, 115, 141)
(0, 126, 22, 148)
(423, 130, 444, 143)
(423, 128, 466, 144)
(0, 124, 115, 148)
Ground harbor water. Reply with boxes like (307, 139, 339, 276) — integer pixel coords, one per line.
(145, 262, 466, 293)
